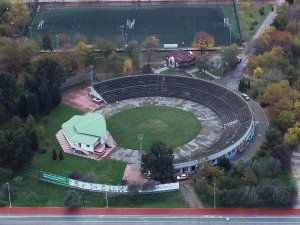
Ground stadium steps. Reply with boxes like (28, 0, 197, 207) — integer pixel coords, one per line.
(56, 130, 71, 152)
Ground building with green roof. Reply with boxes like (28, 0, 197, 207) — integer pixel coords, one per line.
(62, 112, 107, 155)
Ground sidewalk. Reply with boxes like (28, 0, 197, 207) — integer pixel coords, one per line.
(185, 68, 221, 80)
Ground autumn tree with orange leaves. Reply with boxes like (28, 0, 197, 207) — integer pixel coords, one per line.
(191, 32, 215, 53)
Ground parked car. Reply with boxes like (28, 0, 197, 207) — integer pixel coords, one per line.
(92, 98, 102, 104)
(176, 174, 188, 181)
(242, 93, 250, 101)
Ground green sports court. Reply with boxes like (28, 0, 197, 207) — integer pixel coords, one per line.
(31, 5, 242, 46)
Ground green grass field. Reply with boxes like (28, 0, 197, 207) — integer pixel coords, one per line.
(107, 106, 201, 150)
(31, 5, 242, 46)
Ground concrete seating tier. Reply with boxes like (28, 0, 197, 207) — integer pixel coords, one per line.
(93, 75, 253, 157)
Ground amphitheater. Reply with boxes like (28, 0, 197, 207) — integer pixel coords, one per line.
(92, 75, 254, 173)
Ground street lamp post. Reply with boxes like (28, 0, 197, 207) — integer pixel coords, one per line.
(105, 191, 108, 208)
(6, 182, 12, 208)
(56, 34, 58, 49)
(11, 22, 15, 39)
(229, 25, 232, 45)
(138, 133, 144, 155)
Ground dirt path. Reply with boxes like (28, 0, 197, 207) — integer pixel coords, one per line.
(180, 183, 204, 208)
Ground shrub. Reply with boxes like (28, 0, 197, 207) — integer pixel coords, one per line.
(193, 177, 208, 196)
(250, 157, 282, 177)
(0, 199, 6, 207)
(219, 188, 241, 206)
(39, 147, 48, 154)
(251, 21, 258, 26)
(271, 145, 292, 170)
(52, 149, 57, 160)
(12, 176, 23, 186)
(59, 149, 64, 160)
(64, 190, 81, 208)
(241, 186, 259, 206)
(259, 7, 265, 16)
(142, 64, 152, 74)
(26, 191, 39, 203)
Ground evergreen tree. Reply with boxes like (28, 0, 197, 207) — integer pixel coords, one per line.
(42, 34, 52, 51)
(17, 94, 28, 118)
(29, 130, 39, 152)
(27, 93, 39, 117)
(51, 83, 61, 107)
(52, 149, 57, 160)
(39, 83, 53, 115)
(59, 149, 64, 160)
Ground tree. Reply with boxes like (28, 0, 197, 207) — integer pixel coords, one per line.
(196, 55, 211, 74)
(51, 83, 61, 108)
(52, 149, 57, 160)
(105, 51, 124, 75)
(57, 33, 70, 49)
(265, 127, 283, 148)
(275, 110, 296, 132)
(217, 156, 231, 172)
(125, 40, 140, 70)
(242, 167, 258, 186)
(142, 35, 159, 64)
(64, 190, 81, 208)
(263, 80, 300, 115)
(271, 145, 292, 170)
(262, 68, 284, 85)
(73, 33, 88, 46)
(59, 149, 64, 160)
(42, 34, 53, 51)
(29, 129, 39, 152)
(272, 9, 288, 31)
(123, 58, 133, 73)
(191, 31, 215, 53)
(284, 121, 300, 146)
(35, 57, 64, 87)
(26, 93, 39, 117)
(95, 39, 115, 58)
(141, 141, 174, 183)
(0, 122, 35, 170)
(17, 94, 28, 118)
(221, 44, 240, 71)
(253, 66, 263, 79)
(39, 83, 52, 115)
(0, 71, 16, 112)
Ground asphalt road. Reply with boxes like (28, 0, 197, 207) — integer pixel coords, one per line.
(2, 214, 300, 225)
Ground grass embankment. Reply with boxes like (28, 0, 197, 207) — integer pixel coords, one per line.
(107, 106, 201, 150)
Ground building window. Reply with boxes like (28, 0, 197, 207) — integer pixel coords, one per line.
(78, 143, 81, 147)
(87, 145, 90, 147)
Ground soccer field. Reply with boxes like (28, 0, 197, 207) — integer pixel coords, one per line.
(31, 5, 241, 46)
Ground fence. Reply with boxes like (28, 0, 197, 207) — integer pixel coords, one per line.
(39, 171, 180, 194)
(60, 73, 91, 90)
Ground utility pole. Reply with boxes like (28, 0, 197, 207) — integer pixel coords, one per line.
(105, 191, 108, 208)
(213, 181, 216, 209)
(229, 24, 232, 45)
(6, 182, 12, 208)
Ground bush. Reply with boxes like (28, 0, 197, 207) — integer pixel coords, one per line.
(259, 7, 265, 16)
(12, 176, 23, 186)
(241, 186, 259, 206)
(250, 157, 282, 177)
(26, 191, 39, 203)
(193, 177, 208, 196)
(0, 168, 14, 183)
(52, 149, 57, 160)
(64, 190, 81, 208)
(219, 188, 241, 206)
(271, 145, 292, 170)
(251, 21, 258, 26)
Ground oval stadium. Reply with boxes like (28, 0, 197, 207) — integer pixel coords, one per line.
(92, 75, 254, 173)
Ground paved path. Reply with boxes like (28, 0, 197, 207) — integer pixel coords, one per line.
(292, 144, 300, 208)
(180, 183, 204, 208)
(185, 67, 221, 79)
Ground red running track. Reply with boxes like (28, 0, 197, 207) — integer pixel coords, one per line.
(1, 208, 300, 215)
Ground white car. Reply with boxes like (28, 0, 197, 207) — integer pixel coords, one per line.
(242, 93, 250, 101)
(177, 174, 188, 181)
(92, 98, 102, 104)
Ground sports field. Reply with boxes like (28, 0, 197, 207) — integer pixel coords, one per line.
(31, 5, 241, 46)
(107, 106, 201, 150)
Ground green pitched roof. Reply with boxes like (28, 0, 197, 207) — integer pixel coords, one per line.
(62, 113, 106, 146)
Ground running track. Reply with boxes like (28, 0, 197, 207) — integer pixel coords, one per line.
(1, 208, 300, 215)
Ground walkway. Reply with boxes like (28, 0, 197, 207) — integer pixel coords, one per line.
(180, 183, 204, 208)
(292, 144, 300, 208)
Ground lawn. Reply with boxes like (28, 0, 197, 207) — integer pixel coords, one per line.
(107, 106, 201, 150)
(9, 173, 186, 207)
(237, 4, 273, 42)
(160, 68, 189, 76)
(32, 104, 127, 185)
(31, 5, 241, 46)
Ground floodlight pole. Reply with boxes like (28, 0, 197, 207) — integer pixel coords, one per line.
(89, 64, 94, 87)
(138, 133, 143, 155)
(6, 182, 12, 208)
(229, 25, 232, 45)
